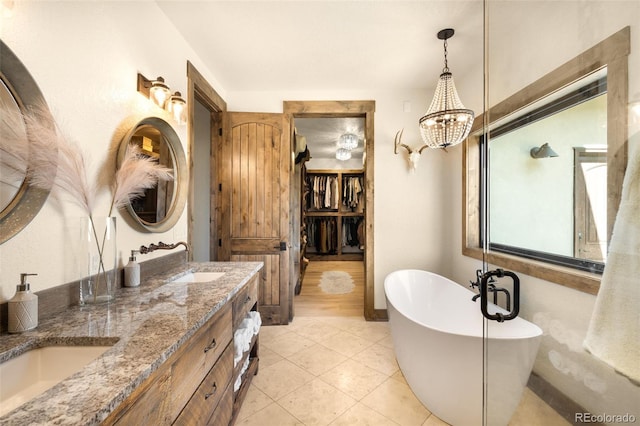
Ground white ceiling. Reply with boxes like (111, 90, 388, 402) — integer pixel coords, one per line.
(157, 0, 483, 92)
(295, 116, 366, 162)
(157, 0, 484, 157)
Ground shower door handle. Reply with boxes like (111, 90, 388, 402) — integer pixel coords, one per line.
(479, 269, 520, 322)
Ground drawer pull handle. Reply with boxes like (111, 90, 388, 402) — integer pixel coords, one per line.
(204, 339, 217, 353)
(205, 382, 218, 399)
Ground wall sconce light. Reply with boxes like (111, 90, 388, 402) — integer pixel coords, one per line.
(530, 142, 559, 159)
(167, 92, 187, 125)
(137, 73, 186, 124)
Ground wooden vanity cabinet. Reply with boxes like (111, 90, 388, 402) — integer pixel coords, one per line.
(230, 275, 260, 425)
(173, 343, 234, 425)
(171, 304, 233, 419)
(103, 273, 260, 426)
(105, 365, 173, 425)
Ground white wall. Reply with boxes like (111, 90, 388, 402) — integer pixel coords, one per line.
(0, 1, 224, 300)
(445, 1, 640, 421)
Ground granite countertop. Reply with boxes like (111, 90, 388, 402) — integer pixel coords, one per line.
(0, 261, 263, 426)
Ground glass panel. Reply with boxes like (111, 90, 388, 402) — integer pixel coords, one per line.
(484, 1, 638, 426)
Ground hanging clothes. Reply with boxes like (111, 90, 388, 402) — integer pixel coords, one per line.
(306, 217, 338, 254)
(342, 217, 363, 247)
(307, 174, 340, 210)
(342, 175, 363, 210)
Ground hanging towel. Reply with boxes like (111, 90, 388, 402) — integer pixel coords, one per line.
(583, 149, 640, 383)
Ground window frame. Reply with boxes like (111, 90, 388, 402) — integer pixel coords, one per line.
(462, 27, 629, 295)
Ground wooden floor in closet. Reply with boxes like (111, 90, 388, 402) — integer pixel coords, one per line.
(295, 260, 364, 317)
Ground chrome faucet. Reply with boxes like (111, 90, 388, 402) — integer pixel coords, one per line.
(139, 241, 191, 254)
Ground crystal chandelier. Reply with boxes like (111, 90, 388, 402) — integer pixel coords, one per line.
(335, 148, 352, 161)
(419, 28, 474, 149)
(337, 133, 358, 150)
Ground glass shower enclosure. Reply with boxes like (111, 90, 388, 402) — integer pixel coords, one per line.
(480, 1, 639, 425)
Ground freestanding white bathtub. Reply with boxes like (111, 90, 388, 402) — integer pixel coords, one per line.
(384, 269, 542, 426)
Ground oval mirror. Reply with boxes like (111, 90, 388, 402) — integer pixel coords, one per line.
(0, 40, 55, 244)
(117, 117, 187, 233)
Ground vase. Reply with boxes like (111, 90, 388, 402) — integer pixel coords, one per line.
(79, 216, 117, 305)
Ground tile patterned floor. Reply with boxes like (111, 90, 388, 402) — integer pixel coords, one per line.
(236, 316, 570, 426)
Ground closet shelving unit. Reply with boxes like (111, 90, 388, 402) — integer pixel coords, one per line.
(303, 168, 365, 261)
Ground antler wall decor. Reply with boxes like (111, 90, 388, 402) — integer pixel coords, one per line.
(394, 129, 430, 172)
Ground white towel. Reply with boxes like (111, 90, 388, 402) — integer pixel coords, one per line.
(233, 312, 261, 367)
(248, 311, 262, 334)
(234, 356, 251, 392)
(584, 148, 640, 383)
(233, 327, 251, 365)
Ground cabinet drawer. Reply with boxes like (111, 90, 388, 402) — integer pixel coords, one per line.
(170, 303, 232, 418)
(232, 276, 259, 329)
(207, 381, 233, 426)
(174, 343, 233, 425)
(111, 367, 172, 425)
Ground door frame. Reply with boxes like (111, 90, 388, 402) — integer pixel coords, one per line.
(283, 100, 384, 321)
(186, 61, 227, 260)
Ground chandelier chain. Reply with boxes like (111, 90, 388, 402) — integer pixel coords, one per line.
(443, 38, 449, 72)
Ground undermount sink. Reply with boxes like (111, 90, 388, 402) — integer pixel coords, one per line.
(0, 345, 112, 417)
(170, 271, 225, 283)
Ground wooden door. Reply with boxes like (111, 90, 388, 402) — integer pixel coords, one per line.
(573, 149, 607, 262)
(219, 112, 290, 325)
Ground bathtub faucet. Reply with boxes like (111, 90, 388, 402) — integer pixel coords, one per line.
(473, 283, 511, 311)
(470, 270, 510, 310)
(469, 269, 483, 289)
(491, 286, 511, 311)
(470, 269, 496, 289)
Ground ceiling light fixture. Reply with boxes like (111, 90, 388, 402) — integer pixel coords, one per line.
(419, 28, 474, 149)
(336, 148, 352, 161)
(337, 133, 358, 150)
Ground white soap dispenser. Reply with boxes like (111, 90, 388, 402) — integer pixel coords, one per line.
(124, 250, 141, 287)
(8, 273, 38, 333)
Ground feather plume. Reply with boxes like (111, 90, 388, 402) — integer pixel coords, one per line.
(19, 109, 94, 214)
(110, 143, 174, 213)
(3, 107, 174, 218)
(0, 103, 30, 184)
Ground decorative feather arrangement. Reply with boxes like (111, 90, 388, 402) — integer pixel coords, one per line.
(24, 112, 95, 215)
(2, 106, 176, 302)
(2, 107, 174, 216)
(110, 143, 173, 215)
(0, 103, 31, 186)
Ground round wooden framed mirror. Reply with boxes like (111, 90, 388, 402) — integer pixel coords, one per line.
(0, 40, 55, 244)
(117, 117, 187, 233)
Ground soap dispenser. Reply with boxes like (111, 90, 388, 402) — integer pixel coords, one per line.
(124, 250, 140, 287)
(8, 273, 38, 333)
